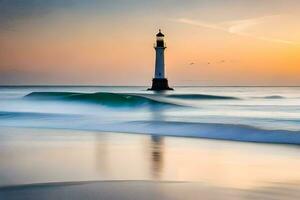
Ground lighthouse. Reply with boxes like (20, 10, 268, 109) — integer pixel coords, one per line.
(149, 29, 173, 90)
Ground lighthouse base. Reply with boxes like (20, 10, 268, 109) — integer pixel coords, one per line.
(148, 78, 173, 91)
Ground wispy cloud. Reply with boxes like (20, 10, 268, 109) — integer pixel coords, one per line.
(173, 16, 298, 45)
(225, 15, 275, 34)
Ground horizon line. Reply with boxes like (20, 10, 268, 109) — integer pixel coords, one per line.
(1, 85, 300, 87)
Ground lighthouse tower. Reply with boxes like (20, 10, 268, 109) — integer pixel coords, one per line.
(149, 29, 173, 90)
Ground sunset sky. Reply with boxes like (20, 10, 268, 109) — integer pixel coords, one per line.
(1, 0, 300, 86)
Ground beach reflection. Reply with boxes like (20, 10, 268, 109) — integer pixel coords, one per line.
(148, 94, 166, 180)
(150, 135, 164, 180)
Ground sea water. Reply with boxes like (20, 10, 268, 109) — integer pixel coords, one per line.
(1, 86, 300, 194)
(1, 86, 300, 144)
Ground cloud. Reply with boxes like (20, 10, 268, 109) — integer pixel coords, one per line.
(173, 16, 298, 45)
(225, 15, 276, 34)
(175, 18, 226, 32)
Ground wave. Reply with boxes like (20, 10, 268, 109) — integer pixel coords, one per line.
(0, 111, 80, 119)
(112, 121, 300, 145)
(167, 94, 238, 100)
(263, 95, 285, 99)
(24, 92, 179, 108)
(1, 111, 300, 144)
(252, 95, 285, 99)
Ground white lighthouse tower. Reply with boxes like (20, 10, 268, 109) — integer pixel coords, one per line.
(149, 29, 173, 90)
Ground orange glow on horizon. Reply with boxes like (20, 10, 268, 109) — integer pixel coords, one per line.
(1, 1, 300, 85)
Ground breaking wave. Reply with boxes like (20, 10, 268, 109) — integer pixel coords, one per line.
(0, 111, 300, 144)
(119, 121, 300, 145)
(24, 92, 179, 108)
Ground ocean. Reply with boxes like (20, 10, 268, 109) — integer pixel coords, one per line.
(1, 86, 300, 198)
(1, 86, 300, 144)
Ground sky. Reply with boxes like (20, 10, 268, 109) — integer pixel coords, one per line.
(1, 0, 300, 86)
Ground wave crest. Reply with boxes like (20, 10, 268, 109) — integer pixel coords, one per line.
(24, 92, 178, 108)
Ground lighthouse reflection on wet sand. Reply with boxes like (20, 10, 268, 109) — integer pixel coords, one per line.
(149, 29, 173, 90)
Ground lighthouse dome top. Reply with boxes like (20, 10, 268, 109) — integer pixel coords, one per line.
(156, 29, 164, 37)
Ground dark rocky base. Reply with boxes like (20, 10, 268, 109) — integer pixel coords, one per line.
(148, 78, 173, 91)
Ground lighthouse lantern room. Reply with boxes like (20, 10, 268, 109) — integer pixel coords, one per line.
(149, 29, 173, 90)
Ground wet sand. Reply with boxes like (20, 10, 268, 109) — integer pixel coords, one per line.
(0, 127, 300, 199)
(1, 180, 300, 200)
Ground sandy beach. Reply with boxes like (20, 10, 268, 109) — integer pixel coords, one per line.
(1, 127, 300, 199)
